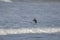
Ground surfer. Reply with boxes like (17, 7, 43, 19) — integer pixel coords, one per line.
(33, 18, 37, 23)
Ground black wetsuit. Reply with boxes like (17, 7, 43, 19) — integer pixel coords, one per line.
(33, 18, 37, 23)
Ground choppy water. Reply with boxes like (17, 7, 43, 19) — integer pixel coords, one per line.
(0, 1, 60, 28)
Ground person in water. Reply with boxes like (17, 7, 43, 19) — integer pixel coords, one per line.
(33, 18, 37, 23)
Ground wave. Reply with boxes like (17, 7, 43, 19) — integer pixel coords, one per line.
(0, 0, 12, 2)
(0, 27, 60, 35)
(0, 0, 60, 3)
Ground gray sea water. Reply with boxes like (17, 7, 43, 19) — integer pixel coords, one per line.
(0, 0, 60, 40)
(0, 1, 60, 28)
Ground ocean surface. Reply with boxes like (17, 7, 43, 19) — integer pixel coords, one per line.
(0, 0, 60, 40)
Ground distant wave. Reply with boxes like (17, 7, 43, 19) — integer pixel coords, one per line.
(0, 0, 12, 2)
(0, 28, 60, 35)
(0, 0, 60, 3)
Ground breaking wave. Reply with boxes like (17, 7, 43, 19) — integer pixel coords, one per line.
(0, 0, 60, 3)
(0, 0, 12, 2)
(0, 27, 60, 35)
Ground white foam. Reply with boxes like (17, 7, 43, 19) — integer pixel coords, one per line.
(0, 28, 60, 35)
(0, 0, 12, 2)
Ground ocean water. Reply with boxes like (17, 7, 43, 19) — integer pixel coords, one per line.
(0, 1, 60, 28)
(0, 0, 60, 40)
